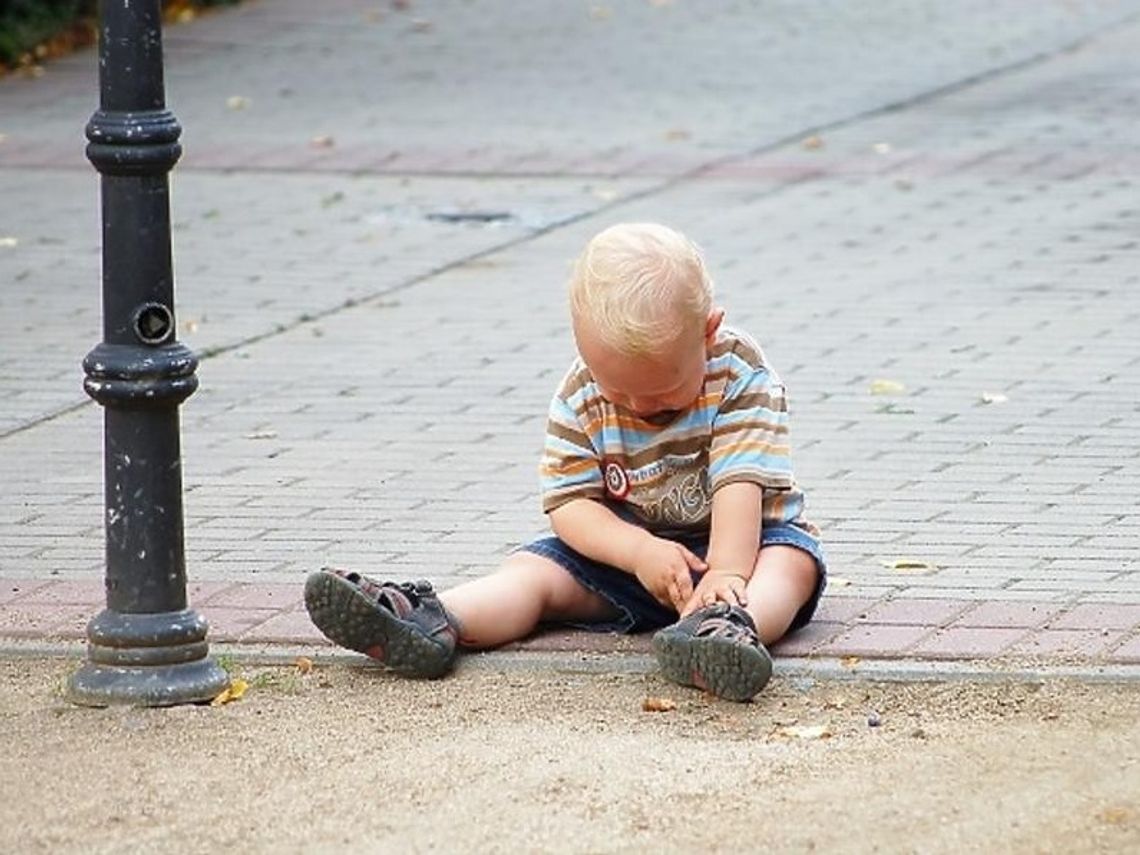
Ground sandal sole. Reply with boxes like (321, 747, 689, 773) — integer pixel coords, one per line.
(652, 626, 773, 702)
(303, 572, 454, 678)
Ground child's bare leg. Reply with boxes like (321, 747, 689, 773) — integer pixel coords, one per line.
(440, 552, 617, 649)
(742, 545, 819, 645)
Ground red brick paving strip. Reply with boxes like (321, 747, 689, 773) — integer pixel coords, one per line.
(948, 601, 1065, 628)
(4, 581, 1140, 666)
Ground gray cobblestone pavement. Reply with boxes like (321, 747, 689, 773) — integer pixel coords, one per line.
(2, 0, 1140, 668)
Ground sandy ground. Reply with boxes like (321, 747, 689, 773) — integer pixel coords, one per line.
(1, 657, 1138, 854)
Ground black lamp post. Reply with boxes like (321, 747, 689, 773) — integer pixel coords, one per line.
(67, 0, 228, 706)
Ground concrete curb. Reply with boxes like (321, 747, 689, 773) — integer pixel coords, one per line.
(8, 638, 1140, 685)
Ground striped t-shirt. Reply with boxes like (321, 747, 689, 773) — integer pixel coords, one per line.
(539, 326, 816, 538)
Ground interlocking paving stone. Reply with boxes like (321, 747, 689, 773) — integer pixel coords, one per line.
(1008, 629, 1127, 658)
(948, 601, 1065, 629)
(4, 1, 1140, 669)
(913, 627, 1031, 658)
(1107, 635, 1140, 663)
(1050, 604, 1140, 631)
(815, 624, 935, 658)
(858, 599, 974, 627)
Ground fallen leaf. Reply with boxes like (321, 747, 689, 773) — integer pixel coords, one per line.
(1097, 806, 1132, 825)
(310, 135, 335, 148)
(872, 142, 892, 154)
(828, 576, 853, 587)
(295, 656, 314, 674)
(980, 391, 1008, 404)
(880, 558, 938, 574)
(183, 319, 199, 334)
(210, 678, 249, 706)
(226, 95, 250, 111)
(0, 236, 18, 248)
(802, 135, 823, 150)
(869, 378, 906, 396)
(779, 724, 831, 740)
(642, 697, 677, 712)
(664, 128, 691, 142)
(840, 656, 861, 669)
(244, 430, 278, 440)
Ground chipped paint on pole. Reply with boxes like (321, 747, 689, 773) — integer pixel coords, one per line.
(67, 0, 228, 706)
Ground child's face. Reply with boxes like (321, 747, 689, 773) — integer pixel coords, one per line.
(576, 315, 719, 419)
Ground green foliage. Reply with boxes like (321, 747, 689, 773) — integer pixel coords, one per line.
(0, 1, 87, 66)
(0, 0, 241, 68)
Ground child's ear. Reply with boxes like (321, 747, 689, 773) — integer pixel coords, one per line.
(705, 308, 725, 343)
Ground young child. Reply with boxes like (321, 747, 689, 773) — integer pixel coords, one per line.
(305, 222, 826, 701)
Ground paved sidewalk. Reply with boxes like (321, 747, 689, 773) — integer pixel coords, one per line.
(3, 0, 1140, 672)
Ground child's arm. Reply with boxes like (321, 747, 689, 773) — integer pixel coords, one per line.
(549, 499, 705, 610)
(680, 481, 761, 616)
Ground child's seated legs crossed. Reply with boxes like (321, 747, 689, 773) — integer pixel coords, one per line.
(305, 222, 826, 701)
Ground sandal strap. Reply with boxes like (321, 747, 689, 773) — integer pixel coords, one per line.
(323, 568, 435, 621)
(693, 604, 760, 646)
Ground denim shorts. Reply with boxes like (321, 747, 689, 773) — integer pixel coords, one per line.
(520, 522, 827, 635)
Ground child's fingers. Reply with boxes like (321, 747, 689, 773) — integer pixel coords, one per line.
(680, 545, 707, 570)
(673, 565, 694, 605)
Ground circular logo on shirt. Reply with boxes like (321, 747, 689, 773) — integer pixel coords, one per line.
(603, 460, 630, 499)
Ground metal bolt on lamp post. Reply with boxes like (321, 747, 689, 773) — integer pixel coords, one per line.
(67, 0, 228, 706)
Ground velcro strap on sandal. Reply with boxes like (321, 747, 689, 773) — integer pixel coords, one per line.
(694, 604, 759, 646)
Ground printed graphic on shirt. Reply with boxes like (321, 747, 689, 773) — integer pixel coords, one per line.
(602, 459, 630, 499)
(636, 451, 712, 529)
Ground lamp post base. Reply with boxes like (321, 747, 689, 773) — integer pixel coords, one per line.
(66, 608, 229, 707)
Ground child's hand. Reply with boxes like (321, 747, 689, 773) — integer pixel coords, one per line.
(631, 536, 706, 611)
(680, 571, 749, 618)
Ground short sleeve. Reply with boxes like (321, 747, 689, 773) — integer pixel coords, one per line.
(539, 389, 604, 512)
(708, 367, 794, 492)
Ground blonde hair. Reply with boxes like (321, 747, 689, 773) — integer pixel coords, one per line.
(569, 223, 713, 356)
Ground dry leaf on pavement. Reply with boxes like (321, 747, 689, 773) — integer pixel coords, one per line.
(880, 558, 938, 574)
(778, 724, 832, 740)
(210, 678, 249, 706)
(869, 378, 906, 396)
(295, 657, 314, 675)
(802, 135, 823, 150)
(642, 697, 677, 712)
